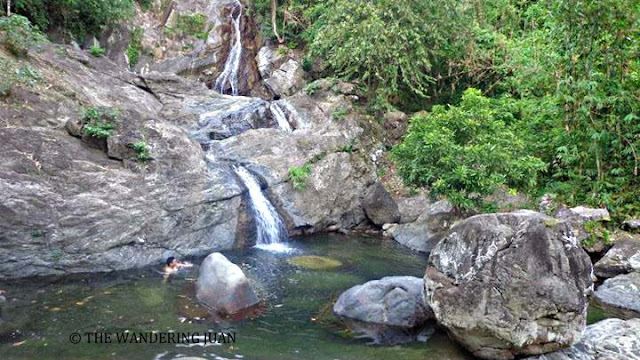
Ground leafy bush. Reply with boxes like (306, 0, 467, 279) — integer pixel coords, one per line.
(7, 0, 134, 41)
(132, 141, 151, 161)
(392, 89, 546, 209)
(309, 0, 468, 111)
(174, 13, 208, 40)
(0, 14, 46, 57)
(288, 164, 312, 191)
(0, 57, 43, 97)
(126, 27, 143, 67)
(82, 106, 118, 139)
(136, 0, 153, 12)
(89, 45, 105, 57)
(331, 107, 348, 121)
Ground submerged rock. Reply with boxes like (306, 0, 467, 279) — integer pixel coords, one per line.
(524, 318, 640, 360)
(196, 253, 260, 315)
(362, 182, 401, 226)
(594, 233, 640, 278)
(287, 256, 342, 270)
(425, 211, 593, 360)
(333, 276, 433, 344)
(593, 272, 640, 319)
(389, 200, 458, 253)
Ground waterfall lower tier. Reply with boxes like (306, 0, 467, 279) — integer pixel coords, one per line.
(271, 103, 293, 132)
(233, 166, 292, 252)
(214, 1, 243, 96)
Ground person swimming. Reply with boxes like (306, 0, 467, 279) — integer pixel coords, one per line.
(163, 256, 193, 274)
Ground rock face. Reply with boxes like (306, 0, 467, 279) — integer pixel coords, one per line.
(395, 195, 430, 224)
(196, 252, 259, 315)
(593, 272, 640, 319)
(389, 200, 458, 253)
(362, 182, 400, 226)
(594, 233, 640, 278)
(264, 59, 306, 97)
(524, 318, 640, 360)
(0, 44, 244, 279)
(425, 211, 593, 360)
(333, 276, 433, 344)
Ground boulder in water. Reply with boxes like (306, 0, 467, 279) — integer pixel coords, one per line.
(333, 276, 433, 344)
(425, 211, 593, 359)
(593, 272, 640, 319)
(196, 253, 260, 315)
(524, 318, 640, 360)
(287, 256, 342, 270)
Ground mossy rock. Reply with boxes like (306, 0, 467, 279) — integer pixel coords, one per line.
(287, 256, 342, 270)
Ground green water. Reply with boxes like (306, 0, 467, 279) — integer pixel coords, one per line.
(0, 234, 473, 360)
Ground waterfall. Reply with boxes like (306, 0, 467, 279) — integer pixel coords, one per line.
(214, 1, 243, 96)
(233, 166, 292, 253)
(271, 103, 293, 132)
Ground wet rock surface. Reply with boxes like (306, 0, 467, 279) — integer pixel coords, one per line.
(196, 252, 259, 315)
(425, 211, 593, 359)
(593, 272, 640, 319)
(333, 276, 433, 344)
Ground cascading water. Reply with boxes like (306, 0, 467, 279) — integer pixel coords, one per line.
(233, 166, 292, 253)
(270, 103, 293, 132)
(214, 1, 243, 96)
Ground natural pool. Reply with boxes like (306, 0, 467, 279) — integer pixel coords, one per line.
(0, 234, 472, 360)
(0, 233, 614, 360)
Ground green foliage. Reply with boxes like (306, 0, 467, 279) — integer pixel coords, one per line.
(392, 89, 546, 209)
(303, 81, 321, 95)
(89, 45, 105, 57)
(0, 57, 43, 97)
(0, 14, 46, 57)
(301, 56, 313, 72)
(126, 27, 143, 67)
(136, 0, 153, 11)
(5, 0, 134, 40)
(132, 141, 151, 162)
(583, 221, 612, 247)
(288, 164, 313, 191)
(174, 13, 209, 40)
(331, 107, 348, 121)
(82, 106, 118, 139)
(309, 0, 468, 111)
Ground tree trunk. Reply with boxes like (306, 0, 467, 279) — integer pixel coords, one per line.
(7, 0, 11, 16)
(271, 0, 284, 43)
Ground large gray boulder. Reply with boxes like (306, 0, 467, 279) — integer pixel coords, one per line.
(556, 206, 611, 222)
(196, 252, 260, 315)
(524, 318, 640, 360)
(362, 182, 400, 226)
(623, 219, 640, 233)
(388, 200, 458, 253)
(593, 272, 640, 319)
(425, 211, 593, 360)
(333, 276, 433, 344)
(594, 233, 640, 278)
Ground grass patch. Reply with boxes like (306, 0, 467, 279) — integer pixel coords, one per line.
(89, 45, 105, 57)
(288, 164, 312, 191)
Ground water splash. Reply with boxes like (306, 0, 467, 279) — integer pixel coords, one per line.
(270, 103, 293, 132)
(214, 1, 243, 96)
(233, 166, 291, 252)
